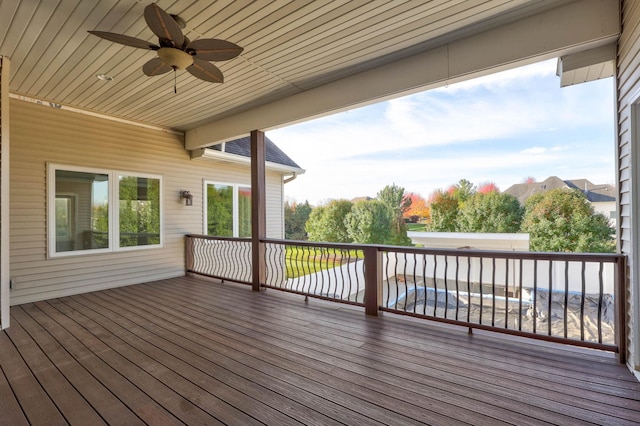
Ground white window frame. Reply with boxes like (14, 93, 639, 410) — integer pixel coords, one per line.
(203, 180, 251, 237)
(47, 163, 163, 258)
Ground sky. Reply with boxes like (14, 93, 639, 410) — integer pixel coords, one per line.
(266, 59, 616, 206)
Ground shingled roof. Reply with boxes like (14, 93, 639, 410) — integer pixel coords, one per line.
(208, 136, 301, 169)
(503, 176, 615, 204)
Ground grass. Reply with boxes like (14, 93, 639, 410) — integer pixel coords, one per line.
(285, 245, 363, 279)
(406, 223, 428, 231)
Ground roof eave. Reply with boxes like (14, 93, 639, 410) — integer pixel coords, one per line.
(193, 148, 306, 175)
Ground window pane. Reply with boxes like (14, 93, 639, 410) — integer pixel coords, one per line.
(238, 186, 252, 238)
(55, 197, 73, 239)
(119, 176, 161, 247)
(207, 184, 233, 236)
(55, 170, 109, 252)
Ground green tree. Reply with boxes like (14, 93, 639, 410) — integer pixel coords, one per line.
(207, 184, 234, 236)
(344, 200, 392, 244)
(377, 183, 412, 246)
(450, 178, 476, 202)
(427, 189, 460, 232)
(428, 179, 478, 232)
(284, 200, 312, 240)
(117, 176, 161, 246)
(521, 188, 615, 253)
(305, 199, 353, 242)
(457, 191, 524, 233)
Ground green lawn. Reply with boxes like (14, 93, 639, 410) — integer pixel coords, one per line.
(285, 245, 363, 279)
(406, 223, 428, 231)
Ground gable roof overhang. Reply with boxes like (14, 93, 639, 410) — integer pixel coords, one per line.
(191, 136, 305, 175)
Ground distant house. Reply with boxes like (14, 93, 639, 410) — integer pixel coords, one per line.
(350, 196, 373, 204)
(503, 176, 617, 225)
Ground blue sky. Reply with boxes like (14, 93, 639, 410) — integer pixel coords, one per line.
(266, 59, 615, 206)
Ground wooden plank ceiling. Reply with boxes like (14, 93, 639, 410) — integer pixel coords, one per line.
(0, 0, 570, 131)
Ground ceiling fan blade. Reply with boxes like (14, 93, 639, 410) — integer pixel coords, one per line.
(189, 39, 243, 61)
(142, 57, 172, 76)
(88, 31, 158, 50)
(144, 3, 184, 47)
(187, 59, 224, 83)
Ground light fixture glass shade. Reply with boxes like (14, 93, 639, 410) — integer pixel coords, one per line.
(157, 47, 194, 69)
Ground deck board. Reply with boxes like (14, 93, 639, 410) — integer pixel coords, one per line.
(1, 275, 639, 425)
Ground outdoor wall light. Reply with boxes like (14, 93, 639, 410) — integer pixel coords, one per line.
(180, 190, 193, 206)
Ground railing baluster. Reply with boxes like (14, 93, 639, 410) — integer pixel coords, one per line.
(564, 260, 569, 338)
(479, 257, 484, 325)
(432, 254, 438, 317)
(548, 260, 553, 336)
(533, 259, 538, 334)
(467, 256, 471, 324)
(504, 258, 509, 329)
(581, 262, 586, 341)
(338, 248, 345, 300)
(443, 255, 449, 319)
(598, 261, 604, 344)
(455, 255, 460, 321)
(423, 254, 429, 316)
(412, 252, 418, 314)
(491, 257, 496, 327)
(518, 258, 523, 331)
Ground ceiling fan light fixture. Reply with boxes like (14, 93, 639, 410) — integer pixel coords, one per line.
(157, 47, 193, 69)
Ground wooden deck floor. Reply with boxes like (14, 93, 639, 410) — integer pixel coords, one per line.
(1, 276, 640, 425)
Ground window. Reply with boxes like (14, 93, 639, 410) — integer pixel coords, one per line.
(118, 174, 161, 247)
(48, 164, 162, 257)
(204, 181, 251, 237)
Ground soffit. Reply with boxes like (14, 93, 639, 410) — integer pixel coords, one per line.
(1, 0, 572, 131)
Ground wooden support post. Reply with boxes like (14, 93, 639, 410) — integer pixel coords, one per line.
(364, 246, 380, 316)
(184, 235, 193, 274)
(251, 130, 266, 291)
(0, 57, 10, 329)
(616, 256, 627, 364)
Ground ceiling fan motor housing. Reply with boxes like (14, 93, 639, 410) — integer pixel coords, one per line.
(157, 47, 194, 69)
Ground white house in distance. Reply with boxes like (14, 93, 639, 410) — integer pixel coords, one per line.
(503, 176, 617, 226)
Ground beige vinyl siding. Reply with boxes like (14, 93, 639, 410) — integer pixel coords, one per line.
(617, 0, 640, 368)
(9, 99, 284, 305)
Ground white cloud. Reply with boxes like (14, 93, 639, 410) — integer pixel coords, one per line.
(521, 147, 547, 154)
(269, 60, 616, 205)
(434, 59, 557, 93)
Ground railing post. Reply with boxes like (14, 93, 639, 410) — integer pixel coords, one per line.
(364, 246, 380, 316)
(616, 255, 627, 364)
(251, 130, 266, 291)
(185, 235, 193, 274)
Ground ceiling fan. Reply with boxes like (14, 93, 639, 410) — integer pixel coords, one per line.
(89, 2, 243, 90)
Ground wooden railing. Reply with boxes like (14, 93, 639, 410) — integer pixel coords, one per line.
(186, 235, 252, 284)
(185, 235, 627, 362)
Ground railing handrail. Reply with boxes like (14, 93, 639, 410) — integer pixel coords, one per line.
(186, 234, 251, 243)
(260, 237, 624, 263)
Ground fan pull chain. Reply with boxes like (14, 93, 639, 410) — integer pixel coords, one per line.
(174, 67, 177, 94)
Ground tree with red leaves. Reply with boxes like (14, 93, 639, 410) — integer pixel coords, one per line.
(478, 182, 499, 194)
